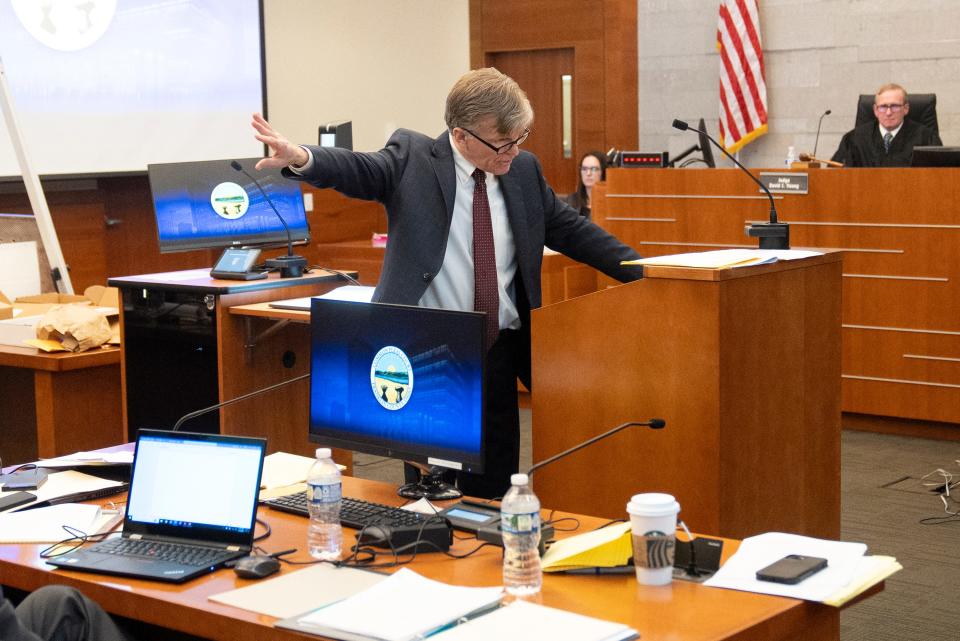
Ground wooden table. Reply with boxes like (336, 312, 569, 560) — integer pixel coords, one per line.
(0, 475, 865, 641)
(0, 344, 122, 462)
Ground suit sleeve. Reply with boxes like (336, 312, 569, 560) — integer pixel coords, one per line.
(281, 130, 412, 203)
(538, 167, 643, 282)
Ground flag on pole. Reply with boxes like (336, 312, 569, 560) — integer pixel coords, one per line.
(717, 0, 768, 153)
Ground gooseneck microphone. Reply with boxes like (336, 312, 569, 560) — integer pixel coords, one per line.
(812, 109, 831, 159)
(527, 418, 666, 477)
(230, 160, 309, 278)
(172, 373, 309, 431)
(672, 119, 789, 249)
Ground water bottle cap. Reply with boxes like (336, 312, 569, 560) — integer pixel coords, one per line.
(316, 448, 331, 459)
(511, 473, 529, 485)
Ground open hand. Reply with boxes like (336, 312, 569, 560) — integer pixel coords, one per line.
(251, 113, 309, 170)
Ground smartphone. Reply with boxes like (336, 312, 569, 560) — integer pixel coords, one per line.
(756, 554, 827, 584)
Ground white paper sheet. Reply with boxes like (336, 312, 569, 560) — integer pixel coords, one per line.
(704, 531, 868, 601)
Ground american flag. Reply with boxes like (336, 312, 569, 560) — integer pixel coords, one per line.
(717, 0, 768, 153)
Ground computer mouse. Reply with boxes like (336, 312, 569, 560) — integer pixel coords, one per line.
(233, 555, 280, 579)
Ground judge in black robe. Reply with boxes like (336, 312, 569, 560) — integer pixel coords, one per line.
(831, 118, 942, 167)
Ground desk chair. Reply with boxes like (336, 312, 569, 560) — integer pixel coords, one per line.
(855, 93, 939, 137)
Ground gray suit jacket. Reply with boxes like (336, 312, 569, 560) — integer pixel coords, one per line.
(285, 129, 642, 314)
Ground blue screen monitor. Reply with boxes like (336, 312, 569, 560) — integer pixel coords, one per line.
(148, 158, 309, 253)
(308, 299, 485, 499)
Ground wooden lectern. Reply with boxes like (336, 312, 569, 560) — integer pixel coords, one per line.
(530, 253, 842, 540)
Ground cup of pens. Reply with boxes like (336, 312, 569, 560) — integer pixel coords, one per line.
(627, 493, 680, 585)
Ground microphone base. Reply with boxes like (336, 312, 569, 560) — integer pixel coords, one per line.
(264, 254, 308, 278)
(745, 222, 790, 250)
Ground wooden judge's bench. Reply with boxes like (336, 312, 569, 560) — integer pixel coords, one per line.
(589, 167, 960, 436)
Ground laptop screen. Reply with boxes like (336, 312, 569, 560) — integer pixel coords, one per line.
(124, 431, 266, 547)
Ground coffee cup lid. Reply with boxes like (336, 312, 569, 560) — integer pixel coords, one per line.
(626, 493, 680, 517)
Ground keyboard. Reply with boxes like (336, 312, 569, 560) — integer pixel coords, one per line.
(265, 494, 429, 529)
(90, 538, 235, 567)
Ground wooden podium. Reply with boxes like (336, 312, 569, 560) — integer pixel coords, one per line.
(530, 252, 842, 540)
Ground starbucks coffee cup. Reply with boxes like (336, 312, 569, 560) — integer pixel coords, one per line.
(627, 493, 680, 585)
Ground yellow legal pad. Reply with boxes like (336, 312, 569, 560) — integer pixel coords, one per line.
(541, 521, 633, 572)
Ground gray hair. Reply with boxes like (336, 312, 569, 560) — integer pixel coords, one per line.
(445, 68, 534, 134)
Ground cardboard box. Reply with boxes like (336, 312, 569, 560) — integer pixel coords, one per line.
(0, 292, 12, 321)
(0, 314, 43, 348)
(0, 285, 121, 349)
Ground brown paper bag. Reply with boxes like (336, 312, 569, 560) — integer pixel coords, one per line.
(36, 304, 113, 352)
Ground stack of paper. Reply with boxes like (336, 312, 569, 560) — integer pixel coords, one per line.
(541, 521, 633, 572)
(431, 600, 638, 641)
(0, 503, 107, 543)
(623, 248, 822, 269)
(704, 531, 901, 606)
(276, 568, 502, 641)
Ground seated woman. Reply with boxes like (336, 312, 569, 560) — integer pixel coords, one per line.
(562, 151, 606, 218)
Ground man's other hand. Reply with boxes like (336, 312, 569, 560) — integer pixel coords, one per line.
(251, 112, 309, 170)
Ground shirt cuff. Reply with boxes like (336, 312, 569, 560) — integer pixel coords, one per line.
(289, 146, 314, 174)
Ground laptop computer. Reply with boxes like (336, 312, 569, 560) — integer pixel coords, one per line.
(47, 430, 266, 583)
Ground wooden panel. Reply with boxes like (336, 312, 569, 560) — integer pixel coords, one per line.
(594, 167, 960, 427)
(217, 278, 351, 468)
(471, 0, 638, 186)
(532, 256, 842, 539)
(488, 48, 576, 191)
(34, 366, 123, 457)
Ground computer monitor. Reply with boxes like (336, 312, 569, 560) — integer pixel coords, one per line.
(308, 299, 485, 500)
(910, 146, 960, 168)
(148, 158, 310, 253)
(697, 118, 717, 168)
(318, 121, 353, 150)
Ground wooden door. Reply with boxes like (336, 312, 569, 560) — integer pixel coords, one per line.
(487, 49, 577, 195)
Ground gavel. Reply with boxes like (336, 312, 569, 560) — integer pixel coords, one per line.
(798, 153, 844, 168)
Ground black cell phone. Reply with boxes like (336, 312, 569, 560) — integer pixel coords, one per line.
(0, 491, 36, 512)
(756, 554, 828, 584)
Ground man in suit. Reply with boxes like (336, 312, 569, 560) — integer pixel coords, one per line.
(0, 585, 131, 641)
(831, 83, 942, 167)
(252, 68, 642, 498)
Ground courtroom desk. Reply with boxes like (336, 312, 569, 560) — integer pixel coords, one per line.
(0, 475, 865, 641)
(107, 269, 353, 461)
(593, 168, 960, 430)
(533, 253, 843, 540)
(0, 344, 122, 463)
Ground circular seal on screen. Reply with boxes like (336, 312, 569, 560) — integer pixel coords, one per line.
(210, 182, 249, 220)
(370, 346, 413, 411)
(12, 0, 117, 52)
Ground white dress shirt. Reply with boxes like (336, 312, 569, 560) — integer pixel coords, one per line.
(418, 135, 520, 331)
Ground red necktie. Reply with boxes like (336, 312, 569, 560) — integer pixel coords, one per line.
(472, 168, 500, 349)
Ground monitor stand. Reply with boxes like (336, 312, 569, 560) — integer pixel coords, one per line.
(397, 465, 462, 501)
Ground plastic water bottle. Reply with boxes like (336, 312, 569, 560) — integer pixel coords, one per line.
(501, 473, 542, 596)
(306, 447, 342, 560)
(785, 145, 796, 167)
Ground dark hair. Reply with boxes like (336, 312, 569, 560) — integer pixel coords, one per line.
(573, 151, 607, 208)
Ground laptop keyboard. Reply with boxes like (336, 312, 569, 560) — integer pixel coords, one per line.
(266, 494, 429, 529)
(91, 538, 235, 567)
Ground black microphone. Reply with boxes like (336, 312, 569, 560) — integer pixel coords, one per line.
(672, 119, 788, 249)
(171, 373, 309, 431)
(230, 160, 308, 278)
(812, 109, 831, 158)
(527, 418, 666, 477)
